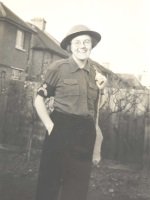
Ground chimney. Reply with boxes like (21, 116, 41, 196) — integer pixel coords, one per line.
(31, 18, 46, 31)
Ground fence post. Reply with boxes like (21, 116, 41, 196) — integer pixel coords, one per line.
(143, 89, 150, 170)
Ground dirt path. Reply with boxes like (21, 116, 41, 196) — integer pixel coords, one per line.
(0, 148, 150, 200)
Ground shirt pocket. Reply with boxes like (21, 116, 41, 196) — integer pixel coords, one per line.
(88, 82, 98, 100)
(62, 79, 79, 96)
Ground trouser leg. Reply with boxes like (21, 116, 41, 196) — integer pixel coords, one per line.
(61, 154, 92, 200)
(35, 134, 63, 200)
(61, 117, 96, 200)
(35, 111, 96, 200)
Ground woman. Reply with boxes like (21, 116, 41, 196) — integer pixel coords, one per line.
(34, 25, 107, 200)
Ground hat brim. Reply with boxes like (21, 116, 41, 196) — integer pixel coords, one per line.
(60, 30, 101, 50)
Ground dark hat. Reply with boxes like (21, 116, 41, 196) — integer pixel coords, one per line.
(60, 25, 101, 50)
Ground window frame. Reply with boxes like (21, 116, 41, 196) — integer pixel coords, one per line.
(15, 29, 25, 51)
(11, 67, 24, 80)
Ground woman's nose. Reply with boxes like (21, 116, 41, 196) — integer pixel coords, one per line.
(79, 42, 86, 48)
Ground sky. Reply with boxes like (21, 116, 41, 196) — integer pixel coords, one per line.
(1, 0, 150, 74)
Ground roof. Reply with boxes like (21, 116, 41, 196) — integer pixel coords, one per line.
(0, 2, 34, 32)
(117, 73, 144, 89)
(89, 60, 145, 89)
(28, 23, 69, 58)
(90, 59, 116, 76)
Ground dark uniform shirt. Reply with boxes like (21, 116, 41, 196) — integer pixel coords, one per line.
(38, 56, 99, 119)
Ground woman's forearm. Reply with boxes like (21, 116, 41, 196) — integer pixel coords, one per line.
(34, 95, 54, 134)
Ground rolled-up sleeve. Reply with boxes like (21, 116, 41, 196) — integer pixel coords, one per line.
(37, 63, 59, 98)
(37, 82, 55, 98)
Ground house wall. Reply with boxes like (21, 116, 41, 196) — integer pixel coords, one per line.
(0, 21, 31, 71)
(28, 49, 65, 81)
(53, 53, 64, 61)
(0, 21, 5, 46)
(0, 64, 11, 79)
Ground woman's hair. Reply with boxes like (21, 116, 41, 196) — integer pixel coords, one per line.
(66, 44, 72, 54)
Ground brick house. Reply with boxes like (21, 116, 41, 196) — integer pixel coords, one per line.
(27, 18, 68, 81)
(0, 3, 69, 84)
(0, 2, 35, 82)
(0, 3, 69, 145)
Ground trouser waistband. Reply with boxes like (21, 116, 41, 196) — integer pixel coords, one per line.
(51, 110, 94, 122)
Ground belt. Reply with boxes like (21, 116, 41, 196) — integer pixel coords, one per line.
(52, 110, 93, 121)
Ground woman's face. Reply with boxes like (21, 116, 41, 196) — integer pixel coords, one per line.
(70, 35, 92, 61)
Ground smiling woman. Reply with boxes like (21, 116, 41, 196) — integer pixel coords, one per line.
(34, 24, 107, 200)
(70, 35, 92, 62)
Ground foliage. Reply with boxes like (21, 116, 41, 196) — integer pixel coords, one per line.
(0, 79, 149, 164)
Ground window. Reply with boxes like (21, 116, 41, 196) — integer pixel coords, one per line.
(0, 71, 7, 93)
(11, 68, 23, 80)
(16, 30, 25, 50)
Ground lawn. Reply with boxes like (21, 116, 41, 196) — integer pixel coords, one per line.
(0, 146, 150, 200)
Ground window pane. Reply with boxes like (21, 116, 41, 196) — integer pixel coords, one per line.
(11, 69, 22, 80)
(16, 30, 24, 49)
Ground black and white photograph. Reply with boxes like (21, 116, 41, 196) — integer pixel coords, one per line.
(0, 0, 150, 200)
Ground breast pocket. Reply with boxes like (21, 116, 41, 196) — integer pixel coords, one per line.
(62, 79, 79, 96)
(88, 82, 98, 100)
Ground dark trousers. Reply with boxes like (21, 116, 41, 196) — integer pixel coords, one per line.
(35, 111, 96, 200)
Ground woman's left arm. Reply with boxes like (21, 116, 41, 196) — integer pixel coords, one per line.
(92, 72, 107, 166)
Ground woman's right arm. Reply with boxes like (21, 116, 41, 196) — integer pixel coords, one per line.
(34, 95, 54, 135)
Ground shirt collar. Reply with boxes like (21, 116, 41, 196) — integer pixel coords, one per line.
(69, 56, 90, 73)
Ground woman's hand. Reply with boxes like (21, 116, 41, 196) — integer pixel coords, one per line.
(44, 119, 54, 135)
(92, 151, 101, 166)
(95, 72, 107, 89)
